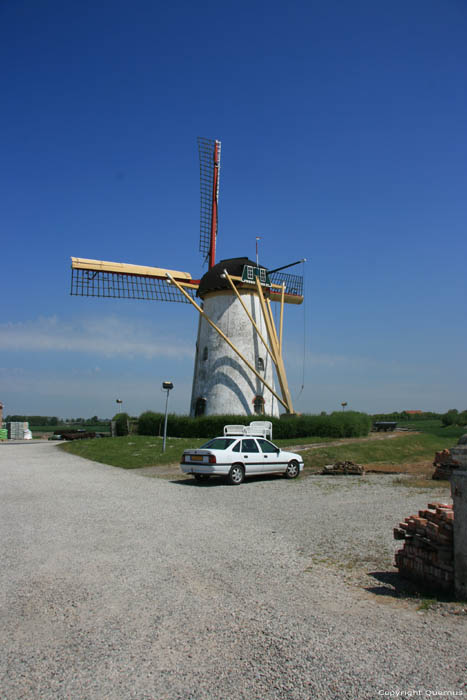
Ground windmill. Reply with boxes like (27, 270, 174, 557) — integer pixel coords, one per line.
(70, 138, 305, 417)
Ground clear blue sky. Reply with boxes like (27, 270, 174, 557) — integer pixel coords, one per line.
(1, 0, 466, 418)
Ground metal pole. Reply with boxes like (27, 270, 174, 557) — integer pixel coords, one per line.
(162, 389, 170, 452)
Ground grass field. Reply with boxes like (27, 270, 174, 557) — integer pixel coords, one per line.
(58, 420, 465, 486)
(301, 432, 458, 473)
(59, 434, 332, 469)
(394, 420, 465, 439)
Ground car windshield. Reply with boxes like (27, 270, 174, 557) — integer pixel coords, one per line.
(200, 437, 237, 450)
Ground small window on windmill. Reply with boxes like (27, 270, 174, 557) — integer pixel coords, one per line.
(246, 266, 254, 282)
(253, 395, 265, 415)
(202, 346, 208, 361)
(259, 268, 266, 284)
(256, 356, 265, 372)
(195, 397, 206, 417)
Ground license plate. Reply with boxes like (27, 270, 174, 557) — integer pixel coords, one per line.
(190, 455, 203, 461)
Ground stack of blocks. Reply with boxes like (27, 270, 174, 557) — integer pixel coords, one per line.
(432, 449, 460, 480)
(394, 502, 454, 592)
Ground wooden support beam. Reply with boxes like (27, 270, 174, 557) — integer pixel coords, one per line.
(266, 298, 280, 351)
(279, 283, 285, 355)
(255, 277, 295, 415)
(167, 274, 289, 410)
(223, 271, 276, 366)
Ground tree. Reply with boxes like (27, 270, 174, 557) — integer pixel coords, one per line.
(441, 409, 459, 426)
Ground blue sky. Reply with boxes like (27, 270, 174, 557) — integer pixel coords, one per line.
(1, 0, 466, 418)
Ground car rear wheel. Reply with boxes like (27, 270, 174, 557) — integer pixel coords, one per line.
(193, 473, 210, 481)
(285, 459, 300, 479)
(227, 464, 244, 485)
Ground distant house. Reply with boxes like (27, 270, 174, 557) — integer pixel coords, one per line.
(405, 410, 423, 415)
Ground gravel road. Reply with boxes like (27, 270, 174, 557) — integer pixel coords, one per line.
(1, 443, 465, 699)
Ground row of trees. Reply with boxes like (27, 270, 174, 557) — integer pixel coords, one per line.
(371, 410, 466, 427)
(441, 409, 467, 427)
(6, 410, 466, 432)
(371, 411, 444, 421)
(5, 415, 107, 426)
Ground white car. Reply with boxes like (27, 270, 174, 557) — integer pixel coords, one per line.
(180, 436, 304, 485)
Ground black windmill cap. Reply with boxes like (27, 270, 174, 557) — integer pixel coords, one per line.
(197, 257, 267, 298)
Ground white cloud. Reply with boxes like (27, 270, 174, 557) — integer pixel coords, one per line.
(0, 315, 194, 360)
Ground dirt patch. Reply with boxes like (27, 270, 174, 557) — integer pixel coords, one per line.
(289, 430, 414, 452)
(365, 458, 433, 475)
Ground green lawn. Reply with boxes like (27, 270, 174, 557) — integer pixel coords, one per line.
(60, 435, 195, 468)
(394, 420, 465, 439)
(58, 423, 464, 477)
(59, 434, 332, 468)
(301, 431, 461, 474)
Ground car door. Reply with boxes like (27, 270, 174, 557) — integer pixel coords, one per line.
(240, 438, 262, 475)
(256, 438, 283, 473)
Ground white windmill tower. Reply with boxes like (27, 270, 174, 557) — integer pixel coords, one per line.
(70, 138, 305, 417)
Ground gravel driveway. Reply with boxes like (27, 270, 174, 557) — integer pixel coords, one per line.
(1, 443, 465, 699)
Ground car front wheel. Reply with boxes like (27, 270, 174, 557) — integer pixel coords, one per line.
(285, 460, 300, 479)
(227, 464, 245, 485)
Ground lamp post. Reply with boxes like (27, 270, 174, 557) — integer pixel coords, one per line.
(162, 381, 173, 452)
(113, 399, 123, 437)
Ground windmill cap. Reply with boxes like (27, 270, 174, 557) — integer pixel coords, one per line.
(197, 257, 267, 298)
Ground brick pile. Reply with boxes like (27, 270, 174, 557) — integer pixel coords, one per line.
(432, 449, 459, 480)
(394, 502, 454, 592)
(321, 461, 365, 475)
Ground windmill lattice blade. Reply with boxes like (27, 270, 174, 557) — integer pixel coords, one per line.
(269, 270, 304, 299)
(198, 137, 221, 263)
(71, 268, 197, 303)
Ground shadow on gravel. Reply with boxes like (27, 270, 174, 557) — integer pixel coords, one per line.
(366, 571, 458, 603)
(171, 474, 290, 487)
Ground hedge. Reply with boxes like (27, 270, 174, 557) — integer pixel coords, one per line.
(113, 412, 130, 436)
(137, 411, 371, 440)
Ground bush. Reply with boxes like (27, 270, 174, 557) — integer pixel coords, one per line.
(138, 411, 165, 436)
(441, 409, 459, 427)
(137, 410, 371, 440)
(441, 409, 467, 428)
(113, 412, 130, 436)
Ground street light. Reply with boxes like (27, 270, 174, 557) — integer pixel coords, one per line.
(162, 381, 173, 452)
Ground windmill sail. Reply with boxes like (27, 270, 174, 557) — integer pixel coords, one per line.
(198, 137, 221, 268)
(70, 258, 197, 303)
(269, 270, 304, 301)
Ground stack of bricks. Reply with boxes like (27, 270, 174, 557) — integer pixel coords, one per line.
(394, 502, 454, 592)
(432, 449, 460, 480)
